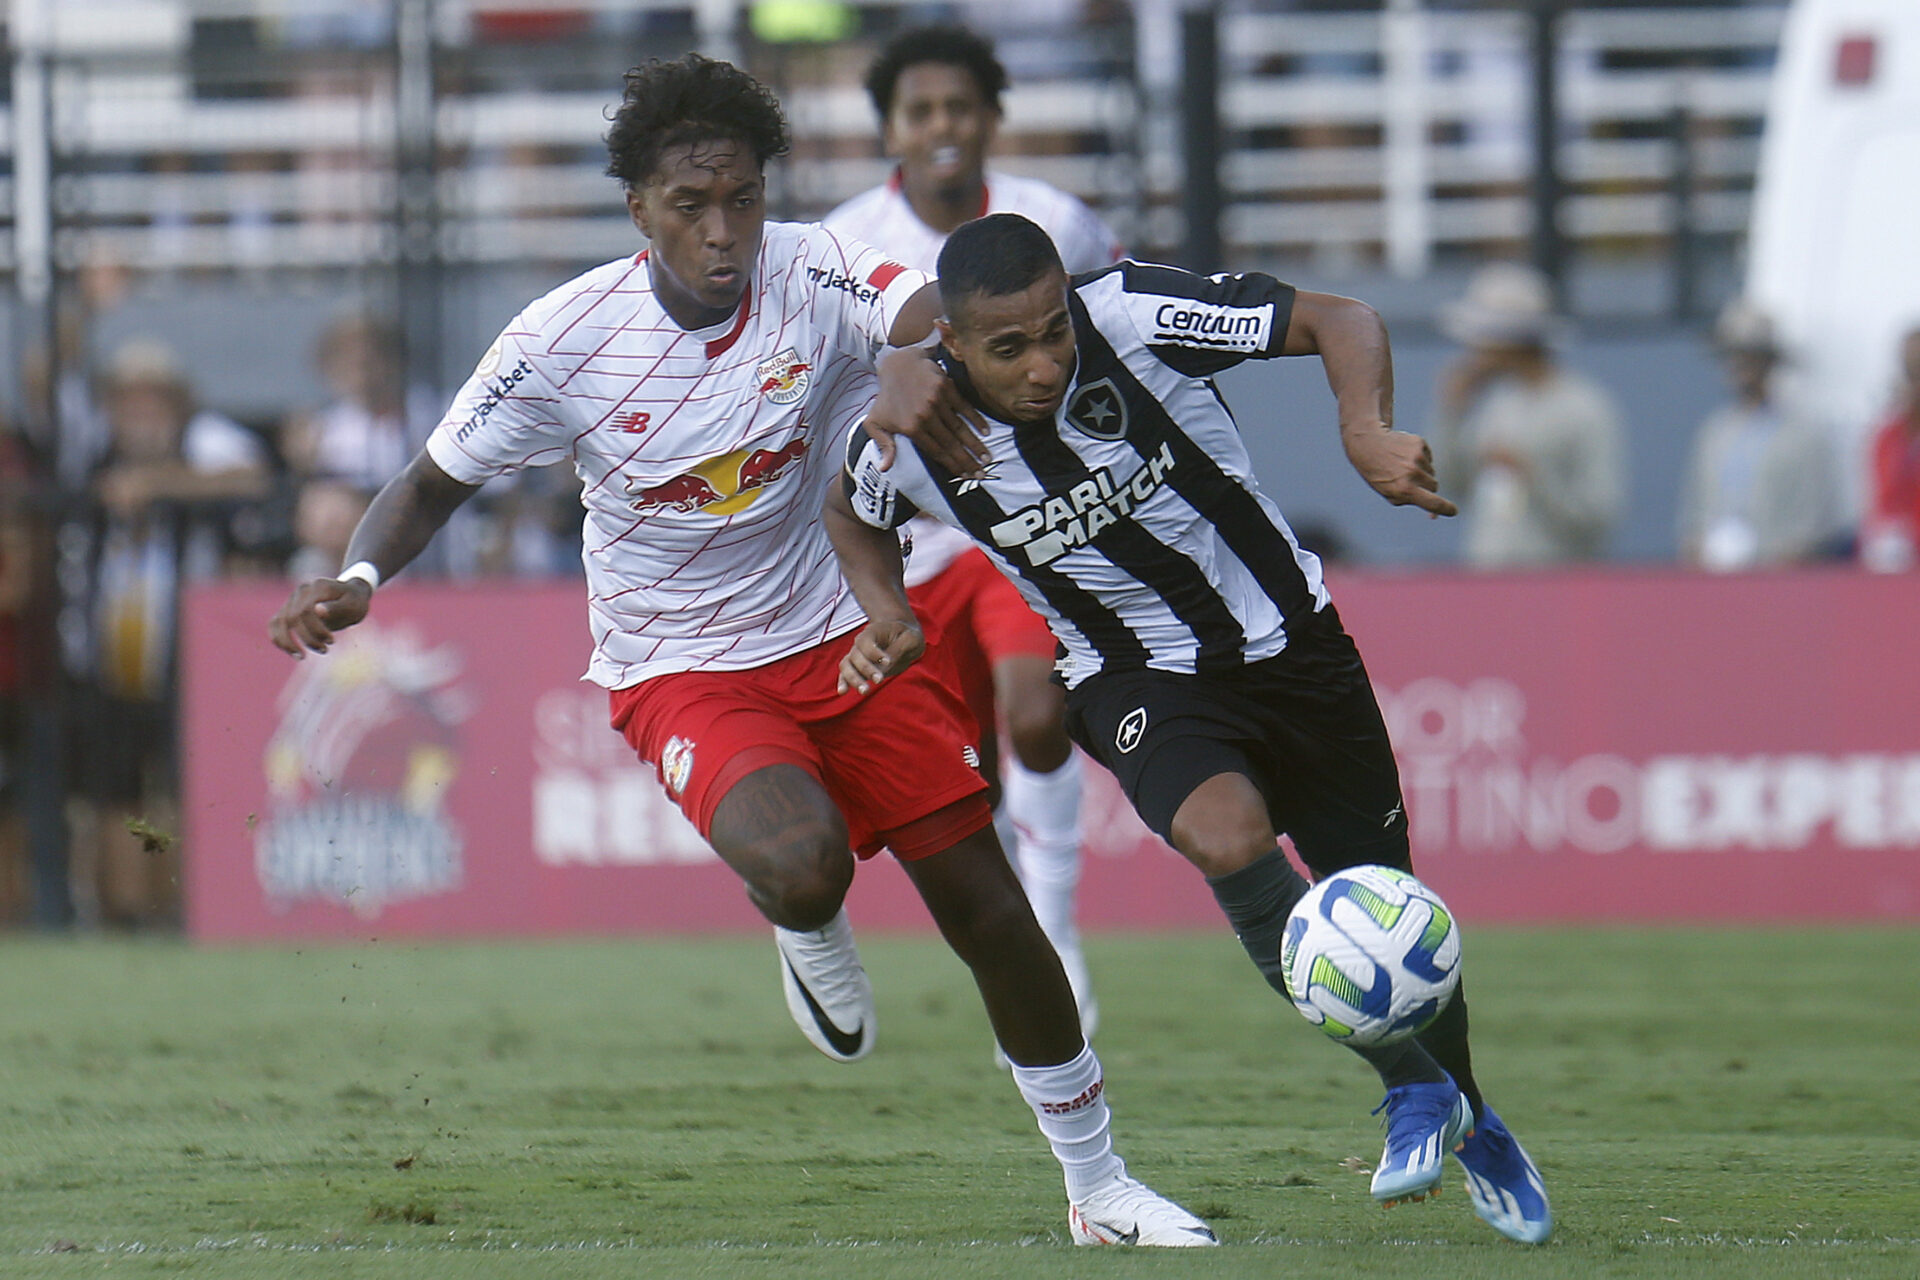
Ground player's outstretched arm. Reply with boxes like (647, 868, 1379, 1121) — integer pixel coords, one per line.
(268, 450, 480, 658)
(1285, 290, 1457, 519)
(823, 479, 925, 695)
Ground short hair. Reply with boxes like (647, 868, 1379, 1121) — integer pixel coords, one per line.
(605, 54, 791, 190)
(864, 25, 1007, 120)
(936, 214, 1065, 323)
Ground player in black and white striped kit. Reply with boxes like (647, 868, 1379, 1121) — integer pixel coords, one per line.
(827, 213, 1553, 1245)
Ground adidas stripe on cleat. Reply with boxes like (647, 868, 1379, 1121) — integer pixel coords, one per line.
(1370, 1075, 1473, 1207)
(773, 907, 874, 1063)
(1457, 1107, 1553, 1244)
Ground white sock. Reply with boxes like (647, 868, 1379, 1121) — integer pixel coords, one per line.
(1010, 1044, 1125, 1200)
(1005, 752, 1083, 946)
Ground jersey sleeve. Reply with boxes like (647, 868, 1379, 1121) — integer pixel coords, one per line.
(425, 319, 570, 483)
(1107, 260, 1297, 378)
(840, 422, 926, 531)
(800, 224, 935, 370)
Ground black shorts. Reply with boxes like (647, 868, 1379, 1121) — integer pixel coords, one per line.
(1063, 606, 1408, 877)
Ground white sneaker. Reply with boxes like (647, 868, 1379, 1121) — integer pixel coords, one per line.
(1068, 1175, 1218, 1247)
(773, 908, 873, 1063)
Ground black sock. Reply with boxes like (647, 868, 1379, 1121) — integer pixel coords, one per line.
(1416, 978, 1485, 1121)
(1207, 850, 1446, 1091)
(1205, 848, 1310, 997)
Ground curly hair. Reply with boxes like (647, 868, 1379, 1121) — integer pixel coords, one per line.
(863, 25, 1007, 120)
(605, 54, 791, 190)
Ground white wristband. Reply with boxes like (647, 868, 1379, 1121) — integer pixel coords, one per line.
(337, 560, 381, 593)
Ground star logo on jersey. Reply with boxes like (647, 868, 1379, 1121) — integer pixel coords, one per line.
(1115, 706, 1148, 754)
(627, 434, 811, 517)
(755, 348, 812, 405)
(1065, 378, 1128, 441)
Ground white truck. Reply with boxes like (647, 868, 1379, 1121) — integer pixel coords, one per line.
(1747, 0, 1920, 517)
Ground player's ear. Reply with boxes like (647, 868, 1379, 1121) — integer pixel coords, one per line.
(625, 188, 651, 238)
(934, 316, 959, 354)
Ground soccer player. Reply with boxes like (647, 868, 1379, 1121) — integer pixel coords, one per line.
(820, 24, 1122, 1038)
(826, 213, 1553, 1245)
(268, 60, 1214, 1247)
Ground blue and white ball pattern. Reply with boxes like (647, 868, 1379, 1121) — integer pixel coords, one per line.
(1281, 865, 1462, 1048)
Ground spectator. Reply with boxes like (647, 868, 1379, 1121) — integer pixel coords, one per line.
(68, 341, 268, 926)
(287, 475, 373, 582)
(0, 413, 41, 925)
(1433, 263, 1625, 568)
(281, 313, 421, 489)
(1677, 301, 1838, 571)
(1859, 324, 1920, 573)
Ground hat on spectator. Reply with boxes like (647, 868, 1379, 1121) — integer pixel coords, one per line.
(1439, 262, 1566, 347)
(103, 338, 190, 391)
(1712, 299, 1786, 360)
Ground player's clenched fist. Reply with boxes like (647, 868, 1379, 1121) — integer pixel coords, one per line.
(837, 618, 925, 695)
(269, 578, 373, 658)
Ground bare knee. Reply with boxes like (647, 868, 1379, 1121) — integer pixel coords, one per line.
(748, 834, 853, 929)
(996, 659, 1070, 772)
(709, 764, 853, 930)
(1169, 773, 1278, 878)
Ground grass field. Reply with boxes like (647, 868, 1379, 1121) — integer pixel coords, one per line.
(3, 926, 1917, 1279)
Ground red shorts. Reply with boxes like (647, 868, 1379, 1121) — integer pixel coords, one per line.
(609, 631, 991, 861)
(908, 548, 1057, 733)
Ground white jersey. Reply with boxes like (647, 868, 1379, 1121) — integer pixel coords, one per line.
(824, 168, 1123, 586)
(426, 221, 929, 689)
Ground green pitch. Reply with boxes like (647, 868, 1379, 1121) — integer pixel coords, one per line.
(2, 926, 1916, 1279)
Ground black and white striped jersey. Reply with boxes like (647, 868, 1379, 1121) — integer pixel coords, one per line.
(842, 259, 1331, 689)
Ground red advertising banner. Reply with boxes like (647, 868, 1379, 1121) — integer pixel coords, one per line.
(183, 571, 1920, 940)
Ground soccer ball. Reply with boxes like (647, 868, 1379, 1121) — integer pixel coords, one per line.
(1281, 865, 1461, 1048)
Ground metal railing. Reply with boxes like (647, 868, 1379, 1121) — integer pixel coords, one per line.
(3, 2, 1783, 279)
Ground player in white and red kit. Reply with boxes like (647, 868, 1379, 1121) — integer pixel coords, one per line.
(823, 25, 1122, 1040)
(267, 55, 1214, 1247)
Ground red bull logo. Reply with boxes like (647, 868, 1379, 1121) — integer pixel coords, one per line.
(754, 348, 812, 405)
(628, 434, 811, 517)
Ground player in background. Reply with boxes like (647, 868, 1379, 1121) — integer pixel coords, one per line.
(827, 213, 1552, 1245)
(821, 24, 1121, 1041)
(268, 61, 1214, 1247)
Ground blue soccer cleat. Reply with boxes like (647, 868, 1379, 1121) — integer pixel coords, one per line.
(1456, 1107, 1553, 1243)
(1370, 1075, 1473, 1206)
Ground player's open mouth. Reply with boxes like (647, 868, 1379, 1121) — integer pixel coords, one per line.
(929, 145, 963, 168)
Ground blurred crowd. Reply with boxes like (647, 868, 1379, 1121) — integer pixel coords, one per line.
(0, 309, 587, 931)
(3, 274, 1915, 932)
(1429, 263, 1915, 578)
(0, 0, 1911, 932)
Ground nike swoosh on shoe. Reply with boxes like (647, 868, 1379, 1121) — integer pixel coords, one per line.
(785, 958, 866, 1058)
